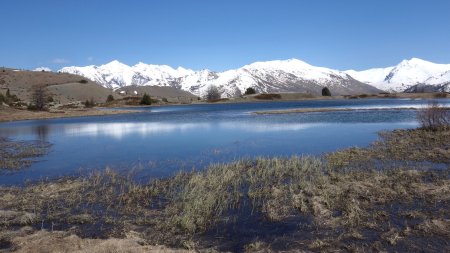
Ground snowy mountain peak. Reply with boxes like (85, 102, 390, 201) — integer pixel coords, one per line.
(243, 58, 312, 70)
(100, 60, 130, 70)
(345, 58, 450, 92)
(60, 59, 380, 97)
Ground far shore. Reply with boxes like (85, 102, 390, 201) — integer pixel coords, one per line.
(1, 92, 448, 123)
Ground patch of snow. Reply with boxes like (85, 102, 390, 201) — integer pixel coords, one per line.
(34, 67, 52, 72)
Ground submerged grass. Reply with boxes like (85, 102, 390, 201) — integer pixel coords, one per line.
(0, 129, 450, 252)
(0, 138, 51, 170)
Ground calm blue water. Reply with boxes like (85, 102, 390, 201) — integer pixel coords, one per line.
(1, 98, 449, 185)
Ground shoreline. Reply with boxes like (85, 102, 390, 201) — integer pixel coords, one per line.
(0, 107, 141, 123)
(1, 92, 448, 123)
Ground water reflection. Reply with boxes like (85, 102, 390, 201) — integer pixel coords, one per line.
(0, 123, 52, 141)
(0, 121, 324, 140)
(64, 122, 211, 139)
(34, 125, 50, 142)
(219, 122, 321, 132)
(63, 122, 322, 139)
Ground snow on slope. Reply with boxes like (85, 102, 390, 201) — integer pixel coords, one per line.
(34, 67, 52, 72)
(346, 58, 450, 92)
(61, 59, 380, 97)
(176, 58, 381, 97)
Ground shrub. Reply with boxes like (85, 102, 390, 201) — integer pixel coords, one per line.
(31, 86, 47, 111)
(417, 101, 450, 131)
(434, 93, 447, 98)
(254, 93, 282, 100)
(140, 93, 151, 105)
(204, 85, 221, 102)
(27, 103, 38, 111)
(322, 87, 331, 96)
(1, 89, 20, 106)
(47, 96, 54, 103)
(79, 79, 88, 84)
(84, 98, 95, 108)
(106, 95, 114, 103)
(244, 87, 256, 95)
(162, 97, 168, 103)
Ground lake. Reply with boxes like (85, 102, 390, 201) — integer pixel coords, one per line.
(1, 98, 449, 185)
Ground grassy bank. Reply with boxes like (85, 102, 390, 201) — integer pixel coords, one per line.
(0, 128, 449, 252)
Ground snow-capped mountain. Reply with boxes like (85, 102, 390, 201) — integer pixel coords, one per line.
(60, 60, 195, 89)
(345, 58, 450, 92)
(60, 59, 380, 97)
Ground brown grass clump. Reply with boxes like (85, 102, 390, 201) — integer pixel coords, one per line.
(4, 230, 191, 253)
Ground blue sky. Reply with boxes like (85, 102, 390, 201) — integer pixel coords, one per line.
(1, 0, 449, 71)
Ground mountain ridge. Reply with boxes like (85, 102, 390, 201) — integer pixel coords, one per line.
(59, 59, 380, 97)
(345, 58, 450, 92)
(59, 58, 450, 97)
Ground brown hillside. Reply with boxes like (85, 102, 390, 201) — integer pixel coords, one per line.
(0, 68, 197, 105)
(0, 68, 116, 104)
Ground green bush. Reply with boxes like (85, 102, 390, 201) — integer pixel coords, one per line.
(106, 95, 114, 103)
(162, 97, 168, 103)
(322, 87, 331, 96)
(244, 87, 256, 95)
(140, 93, 151, 105)
(79, 79, 88, 84)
